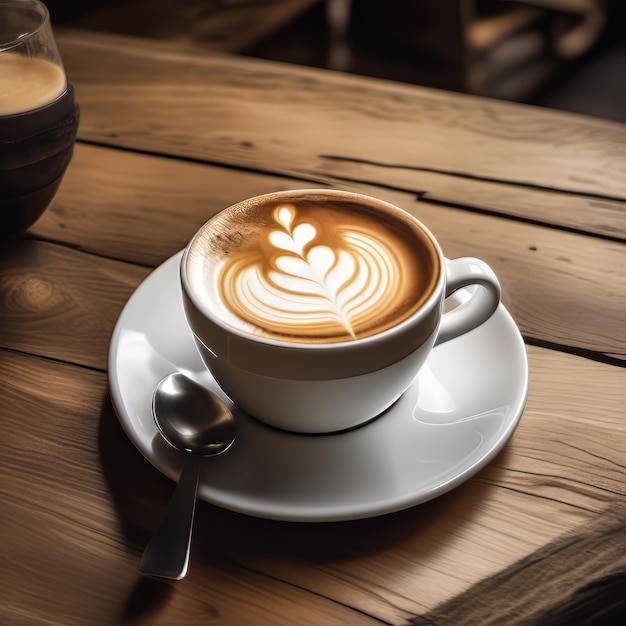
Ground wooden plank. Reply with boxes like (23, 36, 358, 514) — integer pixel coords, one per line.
(55, 29, 626, 200)
(0, 345, 622, 623)
(0, 239, 149, 370)
(309, 155, 626, 240)
(31, 143, 309, 266)
(0, 349, 383, 626)
(36, 143, 626, 259)
(22, 145, 626, 363)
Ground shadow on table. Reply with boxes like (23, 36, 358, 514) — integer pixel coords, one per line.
(97, 392, 511, 619)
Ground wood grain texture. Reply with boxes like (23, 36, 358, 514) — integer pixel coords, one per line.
(312, 155, 626, 240)
(55, 30, 626, 201)
(31, 143, 307, 266)
(410, 504, 626, 626)
(0, 238, 148, 370)
(0, 345, 622, 624)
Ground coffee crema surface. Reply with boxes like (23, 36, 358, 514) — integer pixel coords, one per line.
(186, 194, 440, 343)
(0, 53, 66, 115)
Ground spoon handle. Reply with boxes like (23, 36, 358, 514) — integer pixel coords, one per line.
(139, 455, 202, 580)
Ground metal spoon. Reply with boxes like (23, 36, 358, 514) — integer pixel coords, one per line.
(139, 372, 236, 580)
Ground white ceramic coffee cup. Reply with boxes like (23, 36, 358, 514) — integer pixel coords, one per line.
(181, 190, 501, 434)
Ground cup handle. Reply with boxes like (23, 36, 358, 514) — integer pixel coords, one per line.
(434, 257, 501, 346)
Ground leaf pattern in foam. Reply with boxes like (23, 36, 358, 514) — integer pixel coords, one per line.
(221, 203, 401, 339)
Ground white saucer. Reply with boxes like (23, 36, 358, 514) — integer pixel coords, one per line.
(109, 252, 528, 522)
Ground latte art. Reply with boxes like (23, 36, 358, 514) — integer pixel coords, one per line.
(220, 204, 404, 339)
(186, 192, 439, 344)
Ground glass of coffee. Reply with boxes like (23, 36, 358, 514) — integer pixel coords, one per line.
(0, 0, 79, 238)
(181, 189, 502, 434)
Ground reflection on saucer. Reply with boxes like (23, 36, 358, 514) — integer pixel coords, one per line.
(413, 364, 458, 414)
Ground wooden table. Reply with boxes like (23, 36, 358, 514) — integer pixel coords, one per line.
(1, 29, 624, 625)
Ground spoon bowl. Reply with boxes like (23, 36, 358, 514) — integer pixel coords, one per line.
(139, 372, 236, 580)
(153, 372, 235, 455)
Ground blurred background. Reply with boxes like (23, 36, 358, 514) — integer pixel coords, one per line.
(49, 0, 625, 123)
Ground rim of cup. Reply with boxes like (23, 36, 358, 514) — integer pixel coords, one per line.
(0, 0, 49, 53)
(181, 189, 446, 354)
